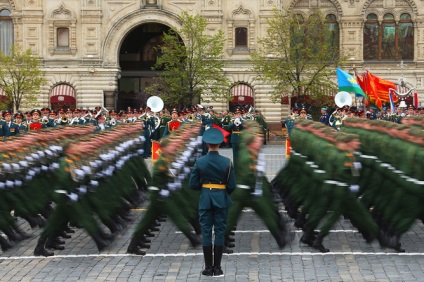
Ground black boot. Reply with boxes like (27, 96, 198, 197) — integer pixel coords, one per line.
(92, 233, 110, 251)
(213, 245, 225, 277)
(60, 231, 72, 239)
(46, 238, 65, 250)
(186, 232, 201, 247)
(313, 234, 329, 253)
(223, 246, 233, 254)
(201, 246, 214, 276)
(0, 236, 13, 252)
(3, 227, 21, 242)
(300, 230, 316, 247)
(127, 237, 146, 255)
(34, 237, 54, 257)
(21, 214, 38, 229)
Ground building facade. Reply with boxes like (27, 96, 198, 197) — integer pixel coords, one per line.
(0, 0, 423, 127)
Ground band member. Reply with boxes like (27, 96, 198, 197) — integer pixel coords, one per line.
(162, 108, 181, 137)
(14, 112, 27, 134)
(28, 109, 47, 131)
(227, 108, 244, 164)
(1, 110, 19, 137)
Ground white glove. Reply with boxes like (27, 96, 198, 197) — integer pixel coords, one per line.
(252, 189, 263, 197)
(68, 193, 78, 202)
(349, 185, 360, 193)
(159, 189, 170, 198)
(353, 162, 362, 170)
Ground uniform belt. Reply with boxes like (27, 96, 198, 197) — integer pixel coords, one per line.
(202, 184, 226, 189)
(232, 131, 241, 134)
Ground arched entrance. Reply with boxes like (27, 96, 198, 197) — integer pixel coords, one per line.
(50, 84, 76, 110)
(117, 23, 170, 111)
(229, 83, 254, 112)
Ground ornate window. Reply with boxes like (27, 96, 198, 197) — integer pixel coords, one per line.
(0, 9, 13, 55)
(57, 28, 69, 48)
(48, 5, 77, 55)
(364, 13, 413, 61)
(235, 27, 248, 48)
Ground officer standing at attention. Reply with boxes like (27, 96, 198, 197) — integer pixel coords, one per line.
(189, 128, 236, 277)
(319, 108, 329, 125)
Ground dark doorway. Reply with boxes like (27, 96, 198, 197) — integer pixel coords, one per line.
(117, 23, 170, 111)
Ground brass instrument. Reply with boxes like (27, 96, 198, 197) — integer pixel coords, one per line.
(187, 113, 195, 122)
(146, 96, 164, 130)
(42, 116, 49, 124)
(61, 117, 68, 123)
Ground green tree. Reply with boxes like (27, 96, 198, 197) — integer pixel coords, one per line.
(0, 46, 46, 112)
(251, 8, 344, 107)
(146, 12, 230, 108)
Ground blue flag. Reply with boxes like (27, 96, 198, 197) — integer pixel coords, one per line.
(336, 68, 366, 97)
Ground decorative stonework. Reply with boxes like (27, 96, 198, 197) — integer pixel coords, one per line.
(289, 0, 343, 15)
(362, 0, 418, 16)
(227, 4, 255, 55)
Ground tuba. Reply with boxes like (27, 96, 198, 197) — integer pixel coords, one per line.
(146, 96, 164, 130)
(334, 91, 353, 108)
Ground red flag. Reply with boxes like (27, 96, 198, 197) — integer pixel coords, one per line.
(212, 124, 230, 143)
(414, 91, 419, 109)
(363, 71, 383, 109)
(366, 71, 398, 107)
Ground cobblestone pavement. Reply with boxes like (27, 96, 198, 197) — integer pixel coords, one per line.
(1, 145, 424, 281)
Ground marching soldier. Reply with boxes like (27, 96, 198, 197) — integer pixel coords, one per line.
(14, 113, 27, 134)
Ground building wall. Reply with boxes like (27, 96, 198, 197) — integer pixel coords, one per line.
(1, 0, 423, 126)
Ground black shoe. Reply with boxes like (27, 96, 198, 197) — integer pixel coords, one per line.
(46, 240, 65, 250)
(187, 233, 201, 247)
(53, 237, 65, 245)
(300, 233, 315, 247)
(142, 236, 152, 244)
(149, 227, 160, 232)
(0, 236, 13, 252)
(213, 266, 224, 277)
(136, 241, 150, 249)
(145, 231, 155, 237)
(223, 247, 233, 254)
(93, 234, 110, 251)
(60, 232, 72, 239)
(127, 239, 146, 255)
(34, 246, 54, 257)
(225, 236, 235, 242)
(157, 217, 167, 222)
(225, 241, 235, 248)
(201, 266, 214, 276)
(65, 226, 75, 234)
(127, 245, 146, 255)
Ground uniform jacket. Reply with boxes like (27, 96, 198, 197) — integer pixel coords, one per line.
(189, 151, 236, 209)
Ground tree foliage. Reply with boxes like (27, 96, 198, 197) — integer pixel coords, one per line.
(0, 46, 46, 112)
(251, 8, 345, 107)
(145, 12, 230, 108)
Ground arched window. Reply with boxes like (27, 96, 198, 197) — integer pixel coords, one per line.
(399, 13, 413, 60)
(364, 13, 413, 61)
(0, 9, 13, 55)
(325, 14, 339, 53)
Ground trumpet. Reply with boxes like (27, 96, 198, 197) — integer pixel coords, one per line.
(42, 116, 49, 124)
(61, 117, 68, 123)
(187, 113, 195, 122)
